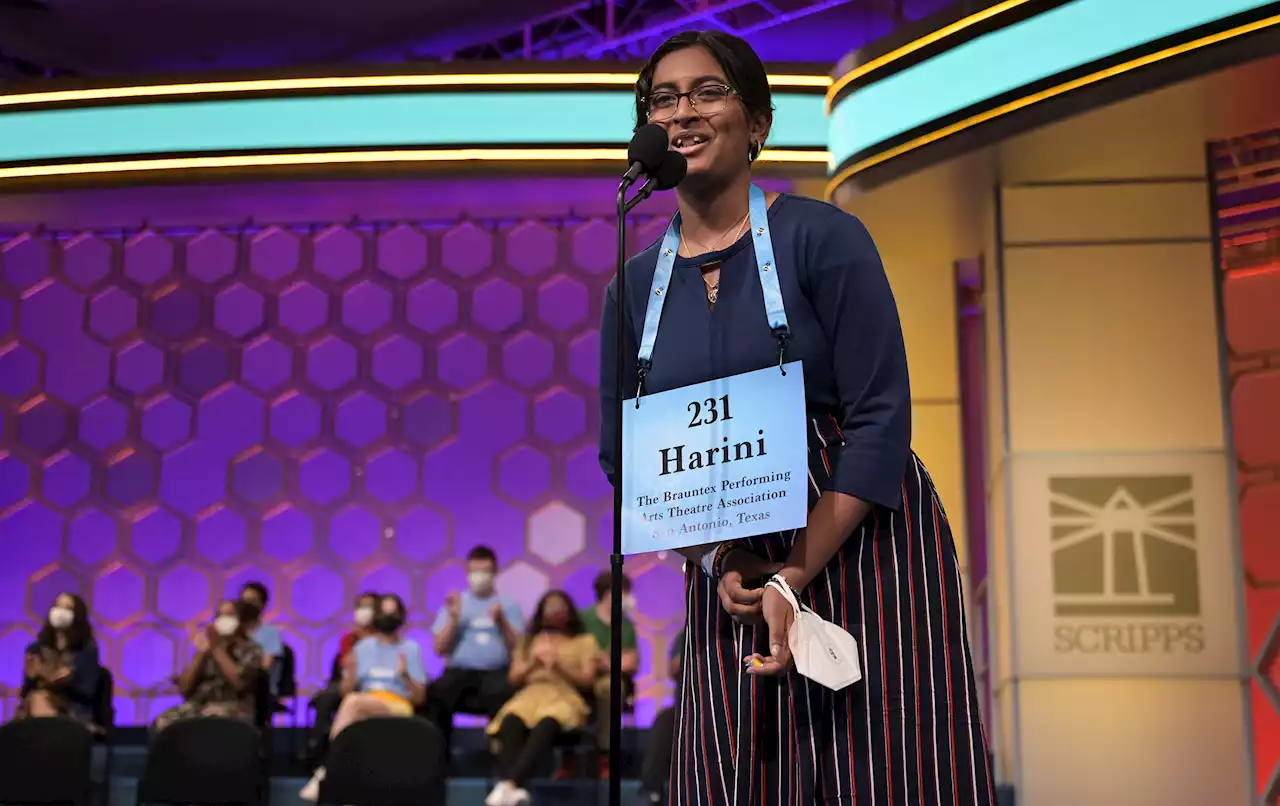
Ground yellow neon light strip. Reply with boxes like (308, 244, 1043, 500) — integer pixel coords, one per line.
(0, 147, 830, 182)
(825, 0, 1035, 112)
(0, 72, 831, 110)
(825, 12, 1280, 198)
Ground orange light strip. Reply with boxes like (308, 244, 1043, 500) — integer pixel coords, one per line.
(825, 0, 1035, 112)
(825, 12, 1280, 198)
(0, 147, 830, 182)
(0, 72, 831, 110)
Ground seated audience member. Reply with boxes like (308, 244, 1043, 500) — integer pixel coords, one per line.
(579, 571, 639, 776)
(154, 599, 263, 732)
(306, 591, 378, 767)
(239, 581, 283, 692)
(486, 590, 597, 806)
(17, 593, 100, 727)
(300, 594, 427, 802)
(638, 627, 684, 805)
(427, 546, 523, 757)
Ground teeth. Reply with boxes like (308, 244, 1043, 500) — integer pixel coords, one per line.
(675, 135, 706, 148)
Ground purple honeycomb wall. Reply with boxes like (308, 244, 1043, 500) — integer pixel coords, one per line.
(0, 192, 702, 726)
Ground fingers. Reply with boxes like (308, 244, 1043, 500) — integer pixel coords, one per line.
(743, 653, 786, 677)
(718, 583, 763, 623)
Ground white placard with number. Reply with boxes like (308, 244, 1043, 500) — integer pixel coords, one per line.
(619, 361, 810, 554)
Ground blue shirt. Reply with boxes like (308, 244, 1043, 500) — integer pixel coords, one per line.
(432, 592, 524, 671)
(353, 636, 426, 700)
(599, 194, 911, 511)
(250, 622, 283, 693)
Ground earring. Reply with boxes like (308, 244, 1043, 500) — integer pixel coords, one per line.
(748, 141, 761, 163)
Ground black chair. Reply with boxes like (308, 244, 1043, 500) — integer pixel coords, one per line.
(0, 716, 95, 806)
(273, 643, 298, 720)
(319, 717, 447, 806)
(91, 666, 116, 806)
(136, 717, 262, 806)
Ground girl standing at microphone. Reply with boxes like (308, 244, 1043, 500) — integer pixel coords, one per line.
(599, 30, 994, 806)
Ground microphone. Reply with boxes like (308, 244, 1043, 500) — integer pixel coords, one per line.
(624, 149, 686, 213)
(621, 123, 670, 187)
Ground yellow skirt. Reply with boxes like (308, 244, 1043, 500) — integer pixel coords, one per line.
(366, 690, 414, 716)
(485, 681, 590, 735)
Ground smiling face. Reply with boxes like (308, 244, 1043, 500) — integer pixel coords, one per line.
(644, 43, 770, 189)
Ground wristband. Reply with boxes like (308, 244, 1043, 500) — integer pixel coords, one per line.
(707, 541, 744, 578)
(698, 545, 721, 578)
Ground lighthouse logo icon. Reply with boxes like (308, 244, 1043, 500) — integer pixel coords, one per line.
(1048, 475, 1199, 618)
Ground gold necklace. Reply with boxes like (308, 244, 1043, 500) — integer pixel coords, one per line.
(681, 210, 749, 257)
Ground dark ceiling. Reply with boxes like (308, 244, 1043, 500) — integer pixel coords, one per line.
(0, 0, 582, 75)
(0, 0, 951, 78)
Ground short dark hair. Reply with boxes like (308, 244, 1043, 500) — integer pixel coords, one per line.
(634, 30, 775, 132)
(356, 591, 378, 605)
(241, 581, 269, 606)
(467, 545, 497, 565)
(380, 593, 407, 619)
(593, 570, 632, 602)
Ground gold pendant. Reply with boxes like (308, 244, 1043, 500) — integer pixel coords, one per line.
(707, 285, 719, 304)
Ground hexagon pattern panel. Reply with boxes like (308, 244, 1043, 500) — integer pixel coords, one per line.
(0, 213, 686, 726)
(1213, 130, 1280, 804)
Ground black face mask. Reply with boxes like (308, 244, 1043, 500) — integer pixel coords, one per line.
(236, 601, 262, 624)
(374, 613, 403, 634)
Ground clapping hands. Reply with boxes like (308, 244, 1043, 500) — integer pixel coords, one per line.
(532, 636, 557, 667)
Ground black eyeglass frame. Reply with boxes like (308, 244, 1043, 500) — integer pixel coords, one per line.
(643, 83, 738, 122)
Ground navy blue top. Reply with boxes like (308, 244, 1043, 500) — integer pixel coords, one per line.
(598, 193, 911, 511)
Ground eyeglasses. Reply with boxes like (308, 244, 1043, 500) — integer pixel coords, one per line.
(644, 84, 735, 121)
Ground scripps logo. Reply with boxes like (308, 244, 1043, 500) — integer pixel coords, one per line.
(1048, 475, 1204, 655)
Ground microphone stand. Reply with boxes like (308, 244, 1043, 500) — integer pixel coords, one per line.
(608, 174, 631, 806)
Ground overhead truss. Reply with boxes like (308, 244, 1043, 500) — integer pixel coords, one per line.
(433, 0, 869, 61)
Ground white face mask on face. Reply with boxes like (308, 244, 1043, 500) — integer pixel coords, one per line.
(49, 606, 74, 629)
(354, 606, 374, 627)
(622, 594, 637, 614)
(213, 615, 239, 637)
(468, 571, 494, 595)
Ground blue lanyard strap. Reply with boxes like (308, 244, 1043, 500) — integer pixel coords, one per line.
(635, 185, 790, 399)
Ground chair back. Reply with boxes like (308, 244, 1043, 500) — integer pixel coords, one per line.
(320, 717, 446, 806)
(137, 716, 262, 806)
(277, 643, 297, 700)
(252, 667, 273, 729)
(0, 716, 94, 806)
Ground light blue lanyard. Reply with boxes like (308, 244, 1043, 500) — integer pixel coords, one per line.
(635, 185, 790, 401)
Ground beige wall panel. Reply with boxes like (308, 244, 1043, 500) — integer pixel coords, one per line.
(1002, 243, 1224, 453)
(836, 154, 994, 402)
(1001, 183, 1211, 245)
(988, 467, 1014, 690)
(913, 401, 967, 565)
(1017, 679, 1249, 806)
(993, 685, 1017, 785)
(997, 82, 1208, 184)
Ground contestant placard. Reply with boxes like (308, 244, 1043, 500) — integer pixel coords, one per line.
(620, 361, 809, 554)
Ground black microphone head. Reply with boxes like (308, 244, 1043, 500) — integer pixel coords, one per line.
(628, 123, 670, 172)
(653, 150, 687, 190)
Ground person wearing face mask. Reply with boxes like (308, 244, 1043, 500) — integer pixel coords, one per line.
(153, 600, 264, 732)
(426, 545, 524, 763)
(570, 571, 639, 778)
(17, 593, 101, 727)
(300, 594, 427, 802)
(238, 581, 284, 694)
(485, 590, 597, 806)
(304, 591, 379, 770)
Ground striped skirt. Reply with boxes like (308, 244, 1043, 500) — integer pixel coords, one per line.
(670, 416, 995, 806)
